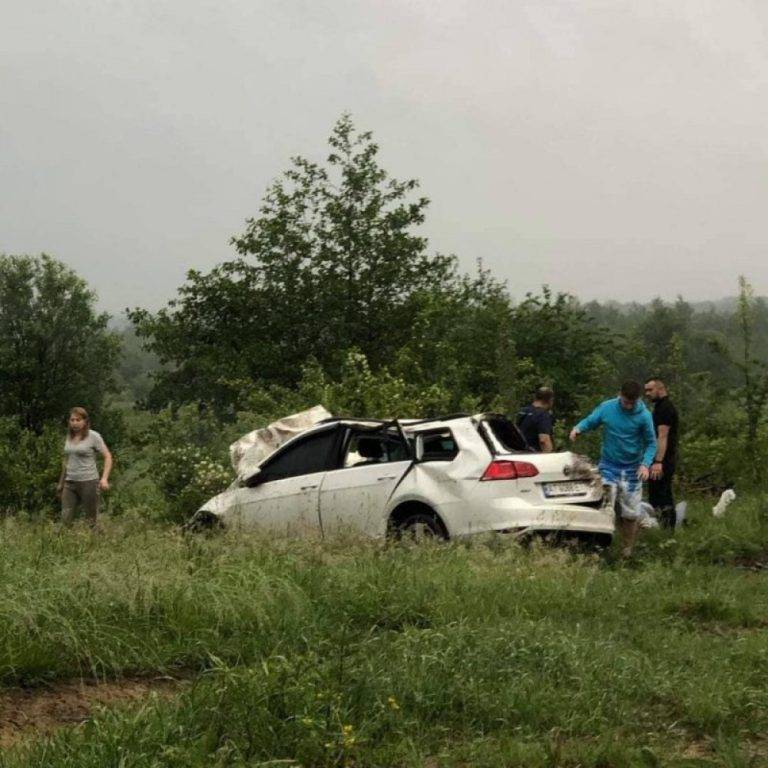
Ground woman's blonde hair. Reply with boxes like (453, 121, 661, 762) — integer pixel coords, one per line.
(68, 407, 90, 439)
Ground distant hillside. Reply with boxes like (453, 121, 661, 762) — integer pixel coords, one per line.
(689, 296, 768, 313)
(582, 296, 768, 315)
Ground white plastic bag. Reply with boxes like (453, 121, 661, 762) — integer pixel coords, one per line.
(712, 489, 736, 517)
(638, 501, 659, 529)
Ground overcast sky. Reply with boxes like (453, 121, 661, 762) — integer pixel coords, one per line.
(2, 0, 767, 314)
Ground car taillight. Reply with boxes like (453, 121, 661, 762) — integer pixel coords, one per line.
(481, 460, 539, 481)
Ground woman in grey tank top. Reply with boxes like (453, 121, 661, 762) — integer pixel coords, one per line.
(56, 407, 113, 527)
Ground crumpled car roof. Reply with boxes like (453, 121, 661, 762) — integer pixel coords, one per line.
(228, 411, 515, 482)
(230, 405, 332, 480)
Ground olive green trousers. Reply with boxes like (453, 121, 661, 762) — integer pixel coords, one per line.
(61, 479, 100, 526)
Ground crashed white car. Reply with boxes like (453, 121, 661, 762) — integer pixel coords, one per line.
(191, 411, 615, 544)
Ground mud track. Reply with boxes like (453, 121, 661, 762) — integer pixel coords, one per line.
(0, 676, 184, 750)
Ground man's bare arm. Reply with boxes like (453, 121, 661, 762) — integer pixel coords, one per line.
(654, 425, 669, 462)
(538, 434, 554, 453)
(650, 425, 669, 480)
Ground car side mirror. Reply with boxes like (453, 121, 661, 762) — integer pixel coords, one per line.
(413, 439, 424, 462)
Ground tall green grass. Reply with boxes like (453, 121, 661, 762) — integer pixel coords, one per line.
(1, 496, 767, 766)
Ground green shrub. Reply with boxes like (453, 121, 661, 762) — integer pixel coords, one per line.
(155, 446, 232, 523)
(0, 419, 61, 517)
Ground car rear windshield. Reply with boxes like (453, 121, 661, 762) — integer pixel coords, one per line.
(482, 416, 529, 453)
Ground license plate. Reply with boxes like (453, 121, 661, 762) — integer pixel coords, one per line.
(542, 481, 590, 498)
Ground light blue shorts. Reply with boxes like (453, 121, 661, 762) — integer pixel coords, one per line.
(599, 461, 643, 521)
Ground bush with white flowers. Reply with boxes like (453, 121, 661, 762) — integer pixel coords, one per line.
(156, 446, 232, 523)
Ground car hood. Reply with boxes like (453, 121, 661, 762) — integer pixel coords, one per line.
(198, 485, 239, 517)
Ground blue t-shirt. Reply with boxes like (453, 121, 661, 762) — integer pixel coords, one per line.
(575, 398, 656, 468)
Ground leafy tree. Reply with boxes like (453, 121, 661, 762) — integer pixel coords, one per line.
(392, 262, 519, 413)
(131, 114, 455, 412)
(508, 288, 613, 424)
(633, 298, 693, 384)
(731, 277, 768, 470)
(0, 254, 120, 433)
(0, 417, 62, 515)
(114, 323, 161, 405)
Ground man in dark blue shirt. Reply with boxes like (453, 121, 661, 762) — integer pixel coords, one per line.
(516, 387, 555, 452)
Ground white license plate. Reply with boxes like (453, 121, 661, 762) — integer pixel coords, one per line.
(542, 481, 590, 498)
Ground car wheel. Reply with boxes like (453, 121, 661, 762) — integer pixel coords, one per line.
(395, 512, 447, 542)
(184, 511, 223, 533)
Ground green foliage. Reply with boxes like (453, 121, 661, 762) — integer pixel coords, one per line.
(296, 351, 456, 418)
(4, 126, 768, 509)
(155, 447, 231, 523)
(129, 122, 615, 425)
(634, 297, 694, 385)
(130, 114, 456, 412)
(121, 114, 768, 487)
(392, 263, 521, 413)
(0, 418, 61, 516)
(508, 287, 614, 424)
(583, 285, 768, 486)
(129, 353, 458, 520)
(113, 322, 161, 406)
(731, 277, 768, 474)
(0, 254, 120, 433)
(114, 403, 246, 521)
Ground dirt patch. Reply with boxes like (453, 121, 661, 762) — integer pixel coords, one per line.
(733, 552, 768, 571)
(681, 735, 768, 762)
(0, 676, 185, 750)
(682, 739, 714, 758)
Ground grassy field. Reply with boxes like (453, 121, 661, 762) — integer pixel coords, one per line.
(1, 496, 767, 767)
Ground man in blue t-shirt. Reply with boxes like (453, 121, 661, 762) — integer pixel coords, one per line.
(516, 386, 555, 452)
(569, 380, 656, 557)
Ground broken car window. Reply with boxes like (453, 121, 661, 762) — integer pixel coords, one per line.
(418, 429, 459, 462)
(343, 431, 410, 468)
(482, 416, 529, 453)
(255, 427, 339, 484)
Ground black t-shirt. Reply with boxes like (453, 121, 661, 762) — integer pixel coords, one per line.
(652, 397, 678, 467)
(516, 405, 554, 451)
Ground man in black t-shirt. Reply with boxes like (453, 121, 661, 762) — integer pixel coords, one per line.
(644, 377, 679, 528)
(516, 386, 555, 452)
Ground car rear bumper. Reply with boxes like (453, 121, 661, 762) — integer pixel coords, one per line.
(441, 498, 615, 538)
(489, 509, 615, 536)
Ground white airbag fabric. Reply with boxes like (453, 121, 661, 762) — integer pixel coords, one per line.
(230, 405, 332, 480)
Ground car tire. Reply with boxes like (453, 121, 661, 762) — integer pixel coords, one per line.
(183, 511, 223, 533)
(394, 512, 447, 542)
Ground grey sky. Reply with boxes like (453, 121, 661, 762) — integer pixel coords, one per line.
(2, 0, 767, 314)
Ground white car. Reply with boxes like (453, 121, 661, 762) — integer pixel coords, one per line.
(191, 413, 615, 544)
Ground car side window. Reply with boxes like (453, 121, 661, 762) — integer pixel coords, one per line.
(342, 432, 410, 468)
(256, 428, 339, 483)
(418, 429, 459, 462)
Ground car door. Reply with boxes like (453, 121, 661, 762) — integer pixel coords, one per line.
(238, 426, 341, 535)
(319, 428, 412, 537)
